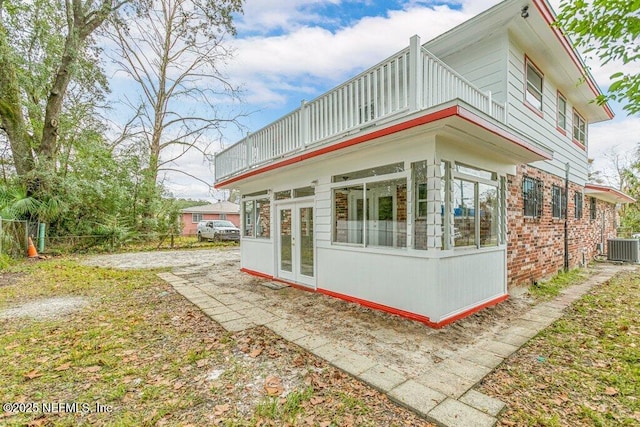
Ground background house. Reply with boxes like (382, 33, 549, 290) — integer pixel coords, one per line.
(180, 201, 240, 236)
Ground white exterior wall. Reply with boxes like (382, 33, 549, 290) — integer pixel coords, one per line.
(506, 35, 589, 185)
(435, 249, 506, 320)
(234, 130, 510, 324)
(434, 32, 508, 104)
(241, 239, 274, 276)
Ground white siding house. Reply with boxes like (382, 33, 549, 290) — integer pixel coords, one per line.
(213, 0, 633, 327)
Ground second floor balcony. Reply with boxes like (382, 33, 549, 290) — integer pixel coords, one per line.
(215, 35, 508, 185)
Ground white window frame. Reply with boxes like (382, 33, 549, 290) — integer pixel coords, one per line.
(448, 163, 501, 250)
(192, 213, 203, 223)
(242, 193, 272, 239)
(331, 171, 407, 249)
(557, 92, 567, 132)
(573, 110, 587, 146)
(525, 58, 544, 112)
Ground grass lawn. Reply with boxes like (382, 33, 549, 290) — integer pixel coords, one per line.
(478, 267, 640, 426)
(0, 259, 433, 427)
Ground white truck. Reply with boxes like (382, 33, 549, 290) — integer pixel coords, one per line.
(196, 220, 240, 242)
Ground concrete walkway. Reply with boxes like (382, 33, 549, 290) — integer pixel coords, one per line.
(157, 263, 636, 426)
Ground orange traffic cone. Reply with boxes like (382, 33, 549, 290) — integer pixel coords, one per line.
(27, 237, 38, 258)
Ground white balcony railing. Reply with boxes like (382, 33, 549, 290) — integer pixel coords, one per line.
(215, 36, 506, 183)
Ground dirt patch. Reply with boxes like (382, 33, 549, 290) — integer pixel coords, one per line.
(0, 296, 89, 320)
(139, 249, 536, 379)
(0, 272, 24, 288)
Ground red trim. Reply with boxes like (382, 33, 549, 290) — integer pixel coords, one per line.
(317, 288, 436, 326)
(435, 294, 509, 327)
(456, 108, 552, 159)
(240, 268, 316, 292)
(584, 183, 636, 203)
(217, 105, 551, 188)
(217, 106, 456, 187)
(571, 139, 586, 151)
(240, 267, 509, 329)
(532, 0, 614, 119)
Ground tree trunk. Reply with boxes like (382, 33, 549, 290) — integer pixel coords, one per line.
(0, 25, 36, 176)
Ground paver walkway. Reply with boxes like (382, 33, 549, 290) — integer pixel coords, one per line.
(155, 261, 636, 426)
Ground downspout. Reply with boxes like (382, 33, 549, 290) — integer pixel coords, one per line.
(564, 163, 570, 271)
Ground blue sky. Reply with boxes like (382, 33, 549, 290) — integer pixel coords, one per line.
(128, 0, 639, 201)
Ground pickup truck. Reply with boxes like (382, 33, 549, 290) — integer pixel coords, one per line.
(196, 220, 240, 242)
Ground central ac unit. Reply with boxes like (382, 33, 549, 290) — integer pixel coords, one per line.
(607, 239, 640, 263)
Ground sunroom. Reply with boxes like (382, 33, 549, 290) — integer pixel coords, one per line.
(222, 102, 551, 326)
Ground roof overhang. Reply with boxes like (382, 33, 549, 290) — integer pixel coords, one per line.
(584, 183, 636, 204)
(425, 0, 613, 124)
(215, 101, 552, 189)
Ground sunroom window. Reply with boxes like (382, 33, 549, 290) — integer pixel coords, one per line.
(243, 197, 271, 238)
(451, 164, 499, 248)
(332, 165, 406, 248)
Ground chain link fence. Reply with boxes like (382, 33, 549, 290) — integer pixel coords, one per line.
(0, 219, 39, 258)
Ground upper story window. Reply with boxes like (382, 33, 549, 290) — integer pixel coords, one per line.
(557, 93, 567, 132)
(192, 213, 203, 223)
(573, 110, 587, 146)
(523, 176, 543, 218)
(525, 59, 544, 111)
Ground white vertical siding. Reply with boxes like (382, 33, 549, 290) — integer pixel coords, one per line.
(434, 249, 506, 321)
(506, 38, 589, 184)
(241, 238, 274, 276)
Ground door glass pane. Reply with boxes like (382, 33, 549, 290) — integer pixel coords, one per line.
(280, 209, 292, 272)
(299, 207, 314, 277)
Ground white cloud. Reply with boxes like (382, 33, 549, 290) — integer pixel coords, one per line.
(228, 2, 477, 109)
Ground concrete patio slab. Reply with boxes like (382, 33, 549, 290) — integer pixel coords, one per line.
(389, 380, 446, 417)
(417, 367, 477, 398)
(428, 398, 496, 427)
(459, 389, 506, 417)
(459, 350, 502, 371)
(294, 334, 331, 351)
(358, 364, 406, 392)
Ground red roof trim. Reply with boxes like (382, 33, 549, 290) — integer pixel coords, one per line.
(216, 105, 551, 188)
(533, 0, 614, 119)
(584, 183, 636, 203)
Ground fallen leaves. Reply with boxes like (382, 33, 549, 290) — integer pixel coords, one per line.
(24, 369, 42, 380)
(480, 269, 640, 426)
(264, 375, 283, 396)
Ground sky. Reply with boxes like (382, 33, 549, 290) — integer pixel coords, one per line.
(147, 0, 640, 201)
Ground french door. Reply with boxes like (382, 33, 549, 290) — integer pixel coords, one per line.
(277, 202, 315, 288)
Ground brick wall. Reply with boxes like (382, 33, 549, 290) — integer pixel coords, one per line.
(507, 165, 618, 287)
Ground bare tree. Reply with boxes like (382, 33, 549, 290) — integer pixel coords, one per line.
(602, 146, 633, 190)
(108, 0, 243, 195)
